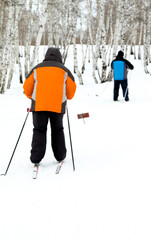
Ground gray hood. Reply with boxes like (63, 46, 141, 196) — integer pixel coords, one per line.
(44, 47, 62, 63)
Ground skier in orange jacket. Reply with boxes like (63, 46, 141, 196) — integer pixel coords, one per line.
(23, 47, 76, 164)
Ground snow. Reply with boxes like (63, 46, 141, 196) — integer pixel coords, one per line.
(0, 47, 151, 240)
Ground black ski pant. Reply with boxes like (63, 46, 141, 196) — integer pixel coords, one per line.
(114, 80, 129, 101)
(30, 111, 66, 164)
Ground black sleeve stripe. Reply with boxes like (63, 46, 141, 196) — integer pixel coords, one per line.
(32, 60, 75, 82)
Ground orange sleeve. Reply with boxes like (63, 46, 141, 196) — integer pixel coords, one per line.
(23, 72, 34, 99)
(66, 76, 76, 100)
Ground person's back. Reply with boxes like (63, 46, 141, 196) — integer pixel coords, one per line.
(23, 48, 76, 165)
(24, 48, 76, 113)
(111, 51, 134, 101)
(113, 61, 125, 80)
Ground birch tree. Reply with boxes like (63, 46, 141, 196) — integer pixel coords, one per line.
(138, 22, 143, 60)
(87, 0, 98, 83)
(112, 1, 121, 58)
(71, 0, 83, 85)
(24, 0, 33, 77)
(1, 0, 151, 91)
(7, 0, 25, 89)
(30, 0, 48, 69)
(143, 3, 150, 74)
(53, 1, 61, 48)
(120, 0, 127, 51)
(60, 0, 73, 64)
(0, 1, 15, 93)
(0, 1, 5, 64)
(100, 0, 107, 83)
(47, 0, 54, 48)
(93, 0, 101, 82)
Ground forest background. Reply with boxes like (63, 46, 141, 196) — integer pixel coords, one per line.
(0, 0, 151, 93)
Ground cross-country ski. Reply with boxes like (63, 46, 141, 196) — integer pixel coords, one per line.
(32, 161, 64, 178)
(32, 164, 39, 179)
(55, 161, 63, 174)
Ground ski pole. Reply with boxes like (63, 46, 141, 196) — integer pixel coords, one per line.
(124, 70, 132, 100)
(124, 84, 129, 99)
(67, 107, 75, 171)
(1, 108, 30, 176)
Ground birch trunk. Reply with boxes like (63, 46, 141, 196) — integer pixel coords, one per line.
(138, 22, 143, 60)
(24, 0, 33, 77)
(112, 1, 121, 58)
(87, 37, 91, 63)
(87, 0, 97, 83)
(0, 1, 4, 64)
(30, 0, 48, 69)
(143, 5, 149, 74)
(60, 0, 71, 64)
(0, 2, 15, 93)
(47, 0, 54, 48)
(7, 2, 24, 89)
(149, 12, 151, 63)
(94, 1, 101, 82)
(107, 8, 113, 67)
(72, 0, 83, 85)
(106, 6, 113, 81)
(107, 1, 121, 82)
(120, 0, 127, 51)
(79, 11, 85, 74)
(53, 1, 61, 48)
(100, 0, 107, 83)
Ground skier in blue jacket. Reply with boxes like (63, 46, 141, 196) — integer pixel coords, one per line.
(111, 51, 134, 101)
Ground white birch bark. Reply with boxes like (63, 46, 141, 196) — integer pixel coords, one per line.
(24, 0, 33, 77)
(87, 38, 90, 63)
(47, 0, 54, 48)
(53, 1, 61, 48)
(120, 0, 127, 51)
(138, 22, 143, 60)
(73, 38, 83, 85)
(87, 0, 98, 83)
(93, 1, 101, 82)
(149, 12, 151, 63)
(30, 0, 48, 69)
(143, 5, 150, 74)
(59, 0, 71, 63)
(100, 0, 107, 83)
(107, 8, 113, 67)
(0, 2, 15, 93)
(71, 0, 83, 85)
(112, 1, 121, 58)
(133, 29, 137, 60)
(7, 1, 24, 89)
(107, 1, 121, 82)
(0, 1, 4, 63)
(79, 10, 85, 73)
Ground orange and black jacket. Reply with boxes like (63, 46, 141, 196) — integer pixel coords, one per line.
(23, 48, 76, 113)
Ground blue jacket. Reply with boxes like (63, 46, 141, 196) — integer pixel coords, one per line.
(111, 53, 134, 81)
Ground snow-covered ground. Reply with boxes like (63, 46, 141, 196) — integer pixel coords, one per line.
(0, 47, 151, 240)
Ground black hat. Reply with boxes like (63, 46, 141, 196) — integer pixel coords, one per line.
(117, 51, 124, 57)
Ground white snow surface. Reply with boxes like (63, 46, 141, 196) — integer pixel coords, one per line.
(0, 47, 151, 240)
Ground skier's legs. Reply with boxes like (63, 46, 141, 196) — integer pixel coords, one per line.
(30, 111, 48, 164)
(114, 81, 120, 101)
(49, 112, 66, 162)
